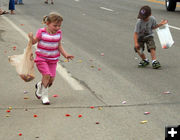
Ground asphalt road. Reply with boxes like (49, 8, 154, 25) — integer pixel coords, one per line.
(0, 0, 180, 140)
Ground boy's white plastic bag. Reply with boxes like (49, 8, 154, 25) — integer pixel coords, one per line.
(156, 23, 174, 49)
(8, 36, 35, 82)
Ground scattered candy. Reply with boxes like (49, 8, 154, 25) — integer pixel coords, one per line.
(6, 110, 11, 113)
(96, 122, 100, 124)
(162, 44, 170, 49)
(77, 60, 82, 63)
(78, 114, 82, 118)
(6, 115, 10, 117)
(20, 24, 24, 26)
(24, 91, 28, 94)
(98, 68, 101, 71)
(163, 91, 171, 94)
(98, 107, 103, 110)
(64, 59, 69, 62)
(8, 106, 12, 110)
(90, 106, 95, 109)
(65, 114, 70, 117)
(144, 112, 150, 115)
(140, 120, 148, 124)
(18, 133, 22, 136)
(89, 59, 95, 61)
(101, 53, 104, 56)
(53, 94, 58, 97)
(122, 101, 127, 104)
(13, 46, 16, 50)
(24, 97, 29, 99)
(34, 114, 38, 118)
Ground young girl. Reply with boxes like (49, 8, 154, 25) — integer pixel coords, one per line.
(44, 0, 54, 4)
(29, 12, 74, 105)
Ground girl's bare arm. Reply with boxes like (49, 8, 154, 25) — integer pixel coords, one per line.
(58, 42, 74, 60)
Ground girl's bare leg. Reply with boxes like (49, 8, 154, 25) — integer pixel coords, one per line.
(42, 75, 50, 88)
(48, 77, 55, 87)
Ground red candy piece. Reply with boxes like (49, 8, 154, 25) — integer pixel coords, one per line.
(78, 114, 82, 118)
(13, 46, 16, 50)
(6, 110, 11, 113)
(101, 53, 104, 56)
(53, 94, 58, 97)
(90, 106, 95, 109)
(34, 114, 38, 117)
(19, 133, 22, 136)
(144, 112, 150, 115)
(65, 114, 70, 117)
(162, 45, 167, 49)
(163, 91, 171, 94)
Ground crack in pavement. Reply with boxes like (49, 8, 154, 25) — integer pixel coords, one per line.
(0, 101, 180, 110)
(72, 76, 108, 105)
(0, 29, 5, 42)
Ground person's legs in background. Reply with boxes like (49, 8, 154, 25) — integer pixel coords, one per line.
(9, 0, 15, 14)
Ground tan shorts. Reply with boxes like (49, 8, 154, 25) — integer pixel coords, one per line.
(136, 36, 156, 53)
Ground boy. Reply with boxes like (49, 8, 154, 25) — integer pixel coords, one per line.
(134, 5, 167, 69)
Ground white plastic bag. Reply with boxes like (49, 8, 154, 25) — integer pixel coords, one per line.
(8, 36, 35, 82)
(156, 23, 174, 49)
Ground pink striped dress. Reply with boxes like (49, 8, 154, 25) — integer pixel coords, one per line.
(34, 28, 62, 62)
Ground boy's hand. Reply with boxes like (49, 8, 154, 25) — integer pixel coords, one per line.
(160, 19, 168, 26)
(135, 44, 140, 51)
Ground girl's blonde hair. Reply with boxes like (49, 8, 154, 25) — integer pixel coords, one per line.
(42, 12, 63, 24)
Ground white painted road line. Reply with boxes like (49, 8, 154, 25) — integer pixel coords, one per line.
(100, 7, 114, 12)
(2, 15, 84, 90)
(56, 64, 83, 90)
(2, 16, 29, 40)
(169, 25, 180, 31)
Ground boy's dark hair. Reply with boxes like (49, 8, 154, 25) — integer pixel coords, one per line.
(138, 5, 151, 20)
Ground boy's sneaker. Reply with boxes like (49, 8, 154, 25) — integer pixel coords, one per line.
(138, 59, 150, 67)
(152, 60, 161, 69)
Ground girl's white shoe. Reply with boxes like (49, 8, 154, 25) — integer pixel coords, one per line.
(41, 85, 50, 105)
(35, 81, 42, 99)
